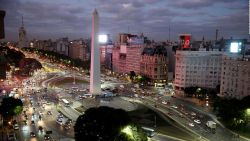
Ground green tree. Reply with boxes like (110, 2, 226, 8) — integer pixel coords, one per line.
(0, 97, 23, 125)
(74, 106, 147, 141)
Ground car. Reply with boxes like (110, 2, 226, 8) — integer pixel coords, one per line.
(191, 112, 196, 116)
(47, 111, 52, 115)
(194, 119, 201, 124)
(23, 120, 27, 125)
(13, 124, 19, 130)
(162, 100, 167, 105)
(179, 113, 184, 118)
(39, 111, 43, 115)
(56, 118, 63, 125)
(46, 101, 51, 105)
(57, 114, 64, 119)
(66, 119, 72, 124)
(171, 105, 178, 109)
(44, 134, 51, 140)
(31, 120, 35, 125)
(188, 123, 195, 127)
(38, 126, 43, 132)
(7, 133, 16, 141)
(30, 131, 36, 137)
(64, 124, 71, 130)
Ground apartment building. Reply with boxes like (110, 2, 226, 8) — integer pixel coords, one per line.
(174, 50, 222, 90)
(220, 54, 250, 99)
(140, 46, 168, 86)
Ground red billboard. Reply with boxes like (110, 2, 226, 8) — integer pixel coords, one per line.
(179, 34, 191, 49)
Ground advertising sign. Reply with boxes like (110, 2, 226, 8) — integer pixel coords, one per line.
(179, 34, 191, 49)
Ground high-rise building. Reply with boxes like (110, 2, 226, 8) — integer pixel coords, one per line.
(56, 37, 69, 56)
(220, 54, 250, 99)
(18, 17, 28, 48)
(174, 50, 222, 93)
(69, 39, 89, 61)
(141, 46, 168, 86)
(112, 46, 126, 73)
(100, 44, 113, 69)
(112, 44, 144, 74)
(30, 39, 56, 51)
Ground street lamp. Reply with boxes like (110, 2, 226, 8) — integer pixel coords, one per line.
(246, 108, 250, 121)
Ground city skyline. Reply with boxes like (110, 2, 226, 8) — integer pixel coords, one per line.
(0, 0, 249, 41)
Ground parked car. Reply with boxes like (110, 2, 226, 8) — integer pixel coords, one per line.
(44, 134, 51, 140)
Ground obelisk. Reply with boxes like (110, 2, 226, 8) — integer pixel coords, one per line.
(90, 9, 101, 95)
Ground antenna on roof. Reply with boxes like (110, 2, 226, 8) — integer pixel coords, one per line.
(128, 26, 130, 34)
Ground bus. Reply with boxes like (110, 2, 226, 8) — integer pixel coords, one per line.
(141, 127, 155, 137)
(62, 99, 70, 107)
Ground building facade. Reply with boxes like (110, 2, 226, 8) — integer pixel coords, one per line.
(140, 46, 168, 86)
(112, 46, 126, 73)
(56, 37, 69, 56)
(30, 39, 56, 51)
(220, 54, 250, 99)
(69, 39, 89, 61)
(100, 44, 113, 70)
(174, 50, 222, 90)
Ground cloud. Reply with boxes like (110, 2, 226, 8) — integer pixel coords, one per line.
(0, 0, 248, 41)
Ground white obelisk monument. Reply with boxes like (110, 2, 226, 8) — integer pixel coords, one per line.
(90, 9, 101, 95)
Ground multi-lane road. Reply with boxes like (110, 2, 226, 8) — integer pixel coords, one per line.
(3, 53, 250, 141)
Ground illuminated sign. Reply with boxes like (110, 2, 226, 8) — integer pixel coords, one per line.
(179, 34, 191, 49)
(230, 42, 242, 53)
(98, 34, 108, 43)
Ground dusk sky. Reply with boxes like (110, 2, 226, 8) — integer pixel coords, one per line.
(0, 0, 248, 41)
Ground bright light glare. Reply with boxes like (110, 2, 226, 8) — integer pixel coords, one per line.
(121, 125, 133, 137)
(230, 42, 239, 53)
(99, 35, 108, 43)
(246, 108, 250, 116)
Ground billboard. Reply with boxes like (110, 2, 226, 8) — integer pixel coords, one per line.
(99, 34, 108, 43)
(179, 34, 191, 49)
(230, 42, 242, 53)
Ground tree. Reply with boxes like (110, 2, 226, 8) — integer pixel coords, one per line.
(129, 71, 136, 82)
(74, 106, 147, 141)
(184, 87, 197, 97)
(0, 97, 23, 125)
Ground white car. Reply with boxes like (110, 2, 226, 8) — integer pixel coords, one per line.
(56, 118, 63, 125)
(13, 124, 19, 130)
(39, 111, 43, 115)
(194, 119, 201, 124)
(162, 101, 167, 105)
(188, 123, 194, 127)
(171, 105, 178, 109)
(191, 112, 196, 116)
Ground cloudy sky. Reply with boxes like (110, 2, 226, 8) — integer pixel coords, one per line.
(0, 0, 248, 41)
